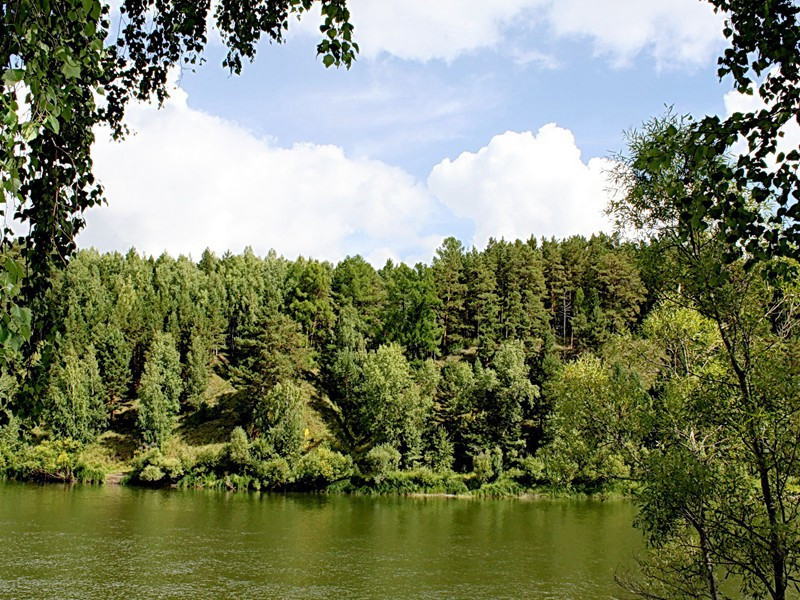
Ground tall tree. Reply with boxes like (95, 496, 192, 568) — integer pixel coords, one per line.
(45, 343, 106, 443)
(137, 332, 182, 447)
(380, 262, 441, 360)
(432, 237, 467, 354)
(613, 115, 800, 600)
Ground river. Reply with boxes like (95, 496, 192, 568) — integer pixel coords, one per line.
(0, 482, 641, 598)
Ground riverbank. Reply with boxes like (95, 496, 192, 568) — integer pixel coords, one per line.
(0, 434, 632, 500)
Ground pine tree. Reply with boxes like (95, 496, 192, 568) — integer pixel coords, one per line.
(432, 237, 467, 354)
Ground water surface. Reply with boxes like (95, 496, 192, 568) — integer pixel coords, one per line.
(0, 482, 640, 598)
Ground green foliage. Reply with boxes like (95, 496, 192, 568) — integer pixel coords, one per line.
(363, 443, 401, 483)
(4, 438, 104, 483)
(472, 450, 495, 483)
(137, 332, 183, 447)
(426, 427, 454, 473)
(229, 308, 311, 424)
(432, 237, 467, 353)
(0, 257, 32, 365)
(284, 257, 335, 347)
(541, 354, 646, 488)
(96, 325, 131, 406)
(226, 426, 251, 467)
(380, 262, 442, 359)
(252, 382, 305, 458)
(358, 344, 431, 465)
(295, 446, 354, 488)
(45, 343, 107, 443)
(183, 332, 209, 406)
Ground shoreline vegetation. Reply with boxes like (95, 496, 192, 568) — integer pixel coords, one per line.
(1, 234, 651, 500)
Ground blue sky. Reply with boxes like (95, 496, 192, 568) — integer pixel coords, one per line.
(80, 0, 736, 265)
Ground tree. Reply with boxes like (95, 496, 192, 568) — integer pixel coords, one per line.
(45, 343, 106, 443)
(252, 381, 305, 459)
(1, 0, 357, 364)
(182, 331, 209, 407)
(284, 257, 335, 348)
(137, 332, 182, 447)
(612, 115, 800, 600)
(229, 307, 311, 428)
(331, 255, 385, 343)
(380, 262, 441, 359)
(431, 237, 467, 354)
(96, 324, 131, 407)
(631, 1, 800, 265)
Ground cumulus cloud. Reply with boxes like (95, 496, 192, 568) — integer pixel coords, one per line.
(82, 83, 616, 264)
(82, 84, 437, 263)
(546, 0, 725, 68)
(294, 0, 724, 67)
(428, 125, 615, 248)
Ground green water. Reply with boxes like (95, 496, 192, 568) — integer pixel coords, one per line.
(0, 482, 641, 598)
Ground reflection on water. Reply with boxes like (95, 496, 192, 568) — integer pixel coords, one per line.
(0, 482, 640, 598)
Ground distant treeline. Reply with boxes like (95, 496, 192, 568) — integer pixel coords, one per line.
(0, 234, 665, 492)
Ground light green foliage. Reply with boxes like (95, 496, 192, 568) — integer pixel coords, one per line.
(6, 439, 104, 483)
(359, 343, 432, 465)
(472, 450, 494, 483)
(252, 382, 305, 459)
(295, 446, 354, 488)
(137, 332, 183, 447)
(541, 354, 646, 488)
(46, 343, 107, 443)
(364, 443, 401, 483)
(227, 427, 251, 467)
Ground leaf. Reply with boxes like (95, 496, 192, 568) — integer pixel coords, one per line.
(322, 55, 335, 68)
(21, 121, 38, 142)
(61, 59, 81, 80)
(45, 114, 60, 134)
(2, 69, 24, 87)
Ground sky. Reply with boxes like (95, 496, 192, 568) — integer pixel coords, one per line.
(79, 0, 738, 266)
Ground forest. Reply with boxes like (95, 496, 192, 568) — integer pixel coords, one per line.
(1, 230, 651, 494)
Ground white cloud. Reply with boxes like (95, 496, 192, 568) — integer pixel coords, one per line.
(82, 84, 437, 264)
(82, 83, 616, 265)
(295, 0, 724, 67)
(723, 73, 800, 161)
(428, 125, 614, 248)
(345, 0, 539, 62)
(546, 0, 725, 68)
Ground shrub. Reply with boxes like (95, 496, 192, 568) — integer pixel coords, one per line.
(226, 427, 251, 467)
(472, 450, 494, 483)
(139, 464, 166, 483)
(254, 457, 293, 488)
(363, 444, 401, 483)
(296, 446, 354, 489)
(6, 439, 104, 483)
